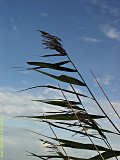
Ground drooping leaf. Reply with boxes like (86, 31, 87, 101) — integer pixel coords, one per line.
(19, 111, 105, 121)
(32, 99, 82, 109)
(86, 125, 120, 136)
(27, 61, 77, 72)
(28, 60, 70, 67)
(89, 150, 120, 160)
(37, 133, 109, 152)
(41, 53, 66, 57)
(56, 139, 109, 151)
(39, 120, 100, 139)
(55, 60, 70, 66)
(44, 85, 89, 97)
(33, 69, 86, 86)
(56, 122, 120, 135)
(44, 120, 101, 139)
(28, 152, 87, 160)
(75, 111, 105, 120)
(18, 85, 91, 99)
(19, 113, 77, 120)
(55, 121, 85, 127)
(21, 117, 101, 139)
(97, 128, 120, 135)
(90, 119, 106, 139)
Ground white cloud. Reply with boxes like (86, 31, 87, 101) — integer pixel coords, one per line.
(101, 25, 120, 40)
(82, 37, 101, 42)
(114, 18, 120, 24)
(0, 87, 60, 116)
(4, 126, 46, 160)
(13, 25, 17, 32)
(101, 3, 119, 17)
(9, 17, 18, 32)
(89, 1, 120, 17)
(1, 86, 120, 159)
(40, 12, 48, 17)
(97, 75, 113, 86)
(9, 17, 15, 23)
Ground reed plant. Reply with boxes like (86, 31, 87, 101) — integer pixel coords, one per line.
(19, 30, 120, 160)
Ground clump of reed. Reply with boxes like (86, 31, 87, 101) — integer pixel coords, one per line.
(19, 30, 120, 160)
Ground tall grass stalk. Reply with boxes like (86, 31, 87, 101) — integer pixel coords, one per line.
(18, 30, 120, 160)
(90, 70, 120, 120)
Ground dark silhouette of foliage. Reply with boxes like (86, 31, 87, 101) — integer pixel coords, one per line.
(20, 30, 120, 160)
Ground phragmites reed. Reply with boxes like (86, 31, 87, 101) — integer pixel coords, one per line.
(18, 30, 120, 160)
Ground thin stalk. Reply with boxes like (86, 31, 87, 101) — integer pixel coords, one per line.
(58, 83, 105, 160)
(66, 54, 120, 134)
(70, 84, 118, 160)
(90, 70, 120, 121)
(44, 113, 69, 160)
(49, 124, 69, 160)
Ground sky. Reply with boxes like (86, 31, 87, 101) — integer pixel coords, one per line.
(0, 0, 120, 159)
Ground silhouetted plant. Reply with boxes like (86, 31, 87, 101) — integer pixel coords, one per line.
(19, 30, 120, 160)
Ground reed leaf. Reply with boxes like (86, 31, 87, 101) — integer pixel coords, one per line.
(28, 152, 87, 160)
(89, 150, 120, 160)
(18, 113, 78, 120)
(22, 30, 120, 160)
(41, 53, 66, 57)
(39, 121, 101, 139)
(55, 61, 70, 66)
(75, 111, 105, 120)
(27, 61, 77, 72)
(32, 99, 82, 109)
(37, 133, 109, 152)
(18, 85, 90, 98)
(34, 69, 86, 86)
(18, 112, 105, 121)
(57, 139, 109, 151)
(56, 122, 120, 135)
(89, 119, 106, 139)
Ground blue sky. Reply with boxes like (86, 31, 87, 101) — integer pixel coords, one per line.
(0, 0, 120, 159)
(1, 0, 120, 99)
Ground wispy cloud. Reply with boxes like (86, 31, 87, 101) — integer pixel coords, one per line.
(102, 75, 113, 85)
(96, 75, 113, 86)
(5, 126, 46, 160)
(0, 87, 59, 116)
(100, 3, 119, 17)
(9, 17, 18, 32)
(13, 25, 17, 32)
(88, 0, 120, 17)
(40, 12, 48, 17)
(82, 36, 101, 42)
(101, 25, 120, 40)
(9, 17, 15, 23)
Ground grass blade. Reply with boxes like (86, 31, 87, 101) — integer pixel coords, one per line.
(27, 61, 77, 72)
(34, 69, 86, 86)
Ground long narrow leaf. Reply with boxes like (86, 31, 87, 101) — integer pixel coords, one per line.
(32, 99, 82, 109)
(89, 150, 120, 160)
(41, 53, 66, 57)
(37, 133, 109, 151)
(55, 61, 70, 66)
(18, 85, 91, 99)
(57, 139, 109, 151)
(56, 122, 120, 135)
(27, 61, 77, 72)
(19, 112, 105, 121)
(18, 113, 78, 120)
(28, 152, 87, 160)
(34, 69, 86, 86)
